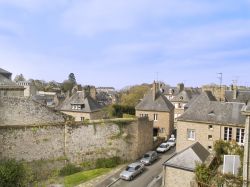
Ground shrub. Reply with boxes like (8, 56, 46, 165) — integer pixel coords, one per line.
(0, 159, 32, 187)
(59, 163, 82, 176)
(95, 157, 121, 168)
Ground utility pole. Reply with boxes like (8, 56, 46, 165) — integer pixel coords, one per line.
(217, 73, 223, 102)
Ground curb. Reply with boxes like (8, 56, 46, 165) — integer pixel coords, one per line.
(105, 177, 120, 187)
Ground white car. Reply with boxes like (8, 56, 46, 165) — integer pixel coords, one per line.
(156, 143, 171, 153)
(165, 137, 176, 147)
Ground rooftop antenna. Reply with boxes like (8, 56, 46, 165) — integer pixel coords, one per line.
(217, 73, 223, 102)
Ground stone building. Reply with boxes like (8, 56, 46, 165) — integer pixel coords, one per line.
(0, 68, 24, 97)
(176, 91, 246, 152)
(202, 84, 227, 101)
(170, 89, 200, 122)
(16, 81, 37, 97)
(135, 81, 174, 139)
(225, 84, 250, 103)
(59, 86, 103, 121)
(242, 102, 250, 187)
(162, 142, 210, 187)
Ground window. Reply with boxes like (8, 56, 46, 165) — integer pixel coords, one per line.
(178, 103, 182, 108)
(153, 114, 158, 121)
(145, 114, 148, 117)
(187, 129, 195, 140)
(81, 117, 84, 121)
(236, 128, 245, 145)
(208, 125, 213, 130)
(159, 128, 165, 133)
(208, 135, 212, 140)
(208, 146, 212, 150)
(139, 114, 143, 117)
(224, 127, 232, 141)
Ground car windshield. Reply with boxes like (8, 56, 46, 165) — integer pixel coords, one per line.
(143, 154, 150, 158)
(126, 166, 135, 172)
(159, 144, 167, 148)
(168, 139, 174, 142)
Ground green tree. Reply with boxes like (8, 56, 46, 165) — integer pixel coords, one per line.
(61, 80, 74, 93)
(119, 84, 151, 106)
(14, 74, 25, 82)
(68, 73, 76, 84)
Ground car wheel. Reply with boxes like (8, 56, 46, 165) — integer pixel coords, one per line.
(130, 176, 134, 181)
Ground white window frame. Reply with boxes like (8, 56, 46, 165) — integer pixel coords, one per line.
(153, 114, 158, 121)
(236, 128, 245, 145)
(187, 129, 195, 140)
(224, 127, 232, 141)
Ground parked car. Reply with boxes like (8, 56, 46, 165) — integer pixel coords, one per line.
(156, 143, 171, 153)
(120, 162, 145, 180)
(165, 137, 176, 147)
(140, 151, 158, 165)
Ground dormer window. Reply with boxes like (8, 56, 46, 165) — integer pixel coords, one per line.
(71, 104, 85, 110)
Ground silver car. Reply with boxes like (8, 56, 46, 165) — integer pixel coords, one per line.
(120, 162, 145, 180)
(140, 151, 158, 165)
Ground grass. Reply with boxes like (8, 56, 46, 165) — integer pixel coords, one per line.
(64, 168, 112, 187)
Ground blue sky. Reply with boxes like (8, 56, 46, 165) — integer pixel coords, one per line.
(0, 0, 250, 89)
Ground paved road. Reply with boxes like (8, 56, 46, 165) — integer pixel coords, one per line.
(98, 147, 176, 187)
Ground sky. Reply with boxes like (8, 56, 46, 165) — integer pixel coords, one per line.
(0, 0, 250, 89)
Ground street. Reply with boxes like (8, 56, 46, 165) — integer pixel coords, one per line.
(96, 147, 176, 187)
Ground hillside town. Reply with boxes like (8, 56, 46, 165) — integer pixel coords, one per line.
(1, 67, 250, 187)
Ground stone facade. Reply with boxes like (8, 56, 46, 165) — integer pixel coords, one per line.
(0, 118, 153, 163)
(163, 167, 195, 187)
(136, 110, 174, 139)
(16, 81, 37, 97)
(62, 110, 103, 121)
(176, 120, 244, 152)
(0, 97, 65, 126)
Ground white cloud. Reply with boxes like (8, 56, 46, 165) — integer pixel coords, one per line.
(62, 0, 226, 36)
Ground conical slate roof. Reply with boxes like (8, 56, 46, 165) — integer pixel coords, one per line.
(135, 90, 174, 112)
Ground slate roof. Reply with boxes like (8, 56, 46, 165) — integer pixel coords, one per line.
(225, 90, 250, 103)
(0, 74, 24, 89)
(163, 142, 210, 171)
(0, 68, 11, 74)
(171, 89, 201, 102)
(242, 102, 250, 114)
(59, 91, 102, 113)
(135, 90, 174, 112)
(178, 92, 246, 126)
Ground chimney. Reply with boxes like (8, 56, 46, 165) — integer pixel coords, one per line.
(152, 81, 158, 101)
(90, 86, 97, 100)
(233, 84, 238, 100)
(177, 83, 184, 93)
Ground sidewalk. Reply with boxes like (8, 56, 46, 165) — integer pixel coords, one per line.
(76, 164, 126, 187)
